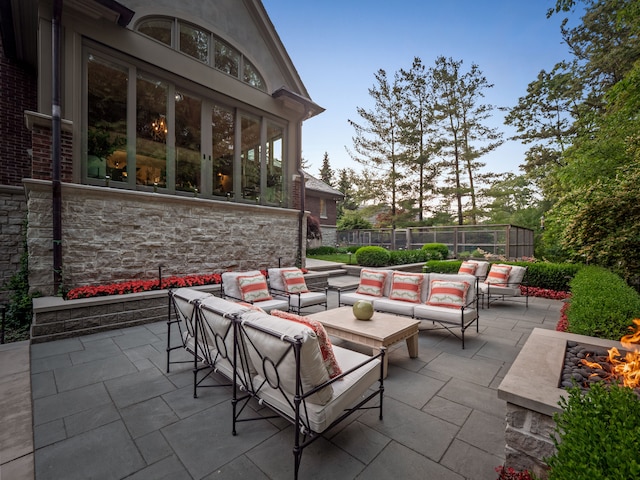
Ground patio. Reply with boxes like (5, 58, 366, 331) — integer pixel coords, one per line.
(9, 273, 563, 479)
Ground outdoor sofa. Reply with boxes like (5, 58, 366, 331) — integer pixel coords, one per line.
(167, 287, 384, 479)
(338, 269, 479, 348)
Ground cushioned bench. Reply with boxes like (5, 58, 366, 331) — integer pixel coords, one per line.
(338, 269, 479, 348)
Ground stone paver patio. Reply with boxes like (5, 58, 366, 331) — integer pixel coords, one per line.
(5, 272, 564, 479)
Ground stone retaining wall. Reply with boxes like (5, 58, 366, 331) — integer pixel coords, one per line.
(0, 186, 27, 303)
(24, 179, 304, 296)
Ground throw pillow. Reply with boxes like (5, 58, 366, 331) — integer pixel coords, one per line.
(485, 264, 512, 286)
(281, 268, 310, 294)
(458, 262, 478, 276)
(388, 272, 423, 303)
(237, 274, 272, 303)
(427, 280, 470, 309)
(270, 310, 342, 379)
(356, 269, 387, 297)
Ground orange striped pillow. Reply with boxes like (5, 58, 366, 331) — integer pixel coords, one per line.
(271, 310, 342, 379)
(356, 269, 387, 297)
(389, 272, 423, 303)
(281, 269, 309, 294)
(237, 274, 272, 302)
(458, 262, 478, 276)
(427, 280, 470, 309)
(485, 264, 512, 286)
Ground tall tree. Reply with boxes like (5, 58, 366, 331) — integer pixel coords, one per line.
(318, 152, 334, 186)
(348, 69, 405, 230)
(431, 57, 502, 225)
(398, 57, 440, 222)
(335, 167, 358, 218)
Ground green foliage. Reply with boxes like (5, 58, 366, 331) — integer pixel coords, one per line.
(420, 243, 449, 259)
(515, 261, 581, 292)
(567, 266, 640, 340)
(307, 246, 338, 256)
(2, 222, 35, 342)
(423, 260, 581, 291)
(423, 260, 461, 274)
(548, 382, 640, 480)
(388, 249, 431, 265)
(355, 246, 391, 267)
(336, 210, 373, 230)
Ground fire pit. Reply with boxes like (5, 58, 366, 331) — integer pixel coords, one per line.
(498, 328, 626, 479)
(562, 319, 640, 392)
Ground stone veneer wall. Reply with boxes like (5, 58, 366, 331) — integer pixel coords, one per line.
(24, 179, 304, 296)
(0, 186, 27, 303)
(504, 403, 556, 479)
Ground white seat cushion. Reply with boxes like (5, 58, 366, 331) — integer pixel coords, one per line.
(340, 291, 381, 306)
(413, 304, 477, 325)
(288, 291, 326, 309)
(372, 297, 416, 317)
(251, 344, 380, 432)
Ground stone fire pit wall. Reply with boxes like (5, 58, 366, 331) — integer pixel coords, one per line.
(498, 328, 623, 480)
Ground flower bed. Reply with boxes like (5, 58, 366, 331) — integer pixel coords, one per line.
(65, 273, 223, 300)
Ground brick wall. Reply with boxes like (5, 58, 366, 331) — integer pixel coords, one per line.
(0, 35, 37, 186)
(31, 125, 74, 182)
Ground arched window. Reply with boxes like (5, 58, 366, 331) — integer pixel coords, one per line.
(136, 16, 266, 91)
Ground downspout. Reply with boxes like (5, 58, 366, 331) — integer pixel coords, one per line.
(52, 0, 63, 293)
(296, 107, 311, 268)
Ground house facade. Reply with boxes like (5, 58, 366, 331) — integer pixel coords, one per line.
(302, 171, 343, 247)
(0, 0, 323, 296)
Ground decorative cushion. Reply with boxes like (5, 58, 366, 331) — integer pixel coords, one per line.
(270, 310, 342, 379)
(427, 280, 470, 309)
(281, 268, 310, 294)
(356, 269, 387, 297)
(458, 262, 478, 276)
(485, 264, 513, 286)
(388, 272, 423, 303)
(237, 273, 273, 302)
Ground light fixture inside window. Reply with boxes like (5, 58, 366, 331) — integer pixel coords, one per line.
(151, 114, 168, 141)
(175, 91, 184, 102)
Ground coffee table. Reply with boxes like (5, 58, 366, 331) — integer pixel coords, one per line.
(308, 306, 420, 378)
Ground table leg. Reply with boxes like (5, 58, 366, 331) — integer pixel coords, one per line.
(406, 333, 419, 358)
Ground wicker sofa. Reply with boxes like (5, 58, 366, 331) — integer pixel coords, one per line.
(167, 288, 384, 479)
(338, 269, 479, 348)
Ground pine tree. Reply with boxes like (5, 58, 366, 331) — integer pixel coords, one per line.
(318, 152, 334, 186)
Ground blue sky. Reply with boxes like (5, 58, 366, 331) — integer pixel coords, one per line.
(261, 1, 583, 178)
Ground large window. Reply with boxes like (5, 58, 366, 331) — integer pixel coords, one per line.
(136, 74, 168, 188)
(241, 115, 260, 201)
(212, 105, 234, 198)
(136, 16, 266, 91)
(84, 51, 286, 205)
(86, 55, 128, 182)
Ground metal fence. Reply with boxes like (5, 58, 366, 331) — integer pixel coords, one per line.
(336, 224, 534, 259)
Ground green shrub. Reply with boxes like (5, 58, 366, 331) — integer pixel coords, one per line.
(307, 246, 338, 256)
(567, 266, 640, 340)
(355, 246, 391, 267)
(388, 249, 431, 265)
(421, 243, 449, 259)
(423, 260, 462, 274)
(547, 383, 640, 480)
(423, 260, 581, 291)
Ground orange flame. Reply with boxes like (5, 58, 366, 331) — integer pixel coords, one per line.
(579, 319, 640, 389)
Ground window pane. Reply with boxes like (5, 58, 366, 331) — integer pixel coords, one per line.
(214, 39, 239, 77)
(87, 55, 128, 181)
(266, 123, 283, 205)
(212, 105, 234, 198)
(243, 59, 266, 90)
(179, 23, 208, 63)
(136, 74, 168, 188)
(241, 116, 260, 201)
(138, 19, 172, 46)
(175, 93, 201, 193)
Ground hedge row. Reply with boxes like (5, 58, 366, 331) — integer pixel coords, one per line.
(566, 266, 640, 340)
(423, 260, 582, 292)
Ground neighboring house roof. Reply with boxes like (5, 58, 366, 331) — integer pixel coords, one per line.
(302, 170, 344, 199)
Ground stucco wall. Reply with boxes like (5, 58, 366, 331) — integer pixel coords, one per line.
(25, 180, 303, 296)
